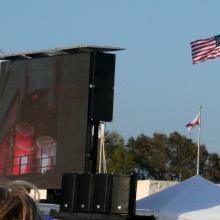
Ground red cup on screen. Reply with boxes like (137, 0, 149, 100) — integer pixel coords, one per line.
(13, 123, 34, 175)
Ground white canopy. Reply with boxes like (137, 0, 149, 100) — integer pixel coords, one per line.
(136, 175, 220, 220)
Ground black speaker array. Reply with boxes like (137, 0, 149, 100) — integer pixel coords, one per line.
(60, 173, 137, 216)
(89, 52, 115, 122)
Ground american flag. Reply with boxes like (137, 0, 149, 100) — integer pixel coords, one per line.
(191, 35, 220, 64)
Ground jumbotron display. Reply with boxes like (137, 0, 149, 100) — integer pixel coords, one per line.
(0, 46, 120, 188)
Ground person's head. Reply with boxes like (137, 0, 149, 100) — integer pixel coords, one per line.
(0, 179, 42, 220)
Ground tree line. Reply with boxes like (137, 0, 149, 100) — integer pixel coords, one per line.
(105, 131, 220, 183)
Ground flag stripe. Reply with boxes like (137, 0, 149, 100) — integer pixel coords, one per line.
(193, 53, 220, 64)
(190, 36, 214, 45)
(198, 48, 220, 60)
(191, 38, 215, 48)
(193, 47, 220, 60)
(192, 42, 216, 55)
(192, 47, 216, 58)
(193, 48, 220, 62)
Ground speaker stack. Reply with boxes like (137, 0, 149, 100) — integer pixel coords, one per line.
(60, 173, 137, 216)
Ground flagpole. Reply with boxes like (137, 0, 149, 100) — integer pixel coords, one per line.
(196, 106, 202, 175)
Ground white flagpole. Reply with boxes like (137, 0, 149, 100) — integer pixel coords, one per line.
(196, 106, 202, 175)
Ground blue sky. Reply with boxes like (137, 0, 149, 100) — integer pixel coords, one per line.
(1, 1, 220, 153)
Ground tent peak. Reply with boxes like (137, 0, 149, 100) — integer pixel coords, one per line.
(136, 175, 220, 219)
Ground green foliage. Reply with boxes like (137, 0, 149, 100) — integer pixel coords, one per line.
(105, 131, 135, 175)
(105, 130, 220, 183)
(203, 153, 220, 182)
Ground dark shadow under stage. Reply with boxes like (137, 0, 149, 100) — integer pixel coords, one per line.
(50, 210, 155, 220)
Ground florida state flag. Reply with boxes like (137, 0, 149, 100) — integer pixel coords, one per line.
(186, 113, 200, 132)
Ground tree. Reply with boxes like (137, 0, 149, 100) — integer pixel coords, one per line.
(168, 132, 208, 180)
(127, 131, 210, 181)
(204, 153, 220, 182)
(105, 131, 135, 174)
(127, 133, 171, 180)
(105, 130, 220, 182)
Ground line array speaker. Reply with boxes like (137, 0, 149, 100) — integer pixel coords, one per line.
(89, 52, 115, 122)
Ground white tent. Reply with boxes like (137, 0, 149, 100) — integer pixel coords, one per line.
(136, 175, 220, 220)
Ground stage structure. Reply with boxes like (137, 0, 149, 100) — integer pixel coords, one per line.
(0, 45, 123, 188)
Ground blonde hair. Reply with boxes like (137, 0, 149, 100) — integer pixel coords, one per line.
(0, 179, 42, 220)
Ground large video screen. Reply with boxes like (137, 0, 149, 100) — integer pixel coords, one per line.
(0, 53, 92, 188)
